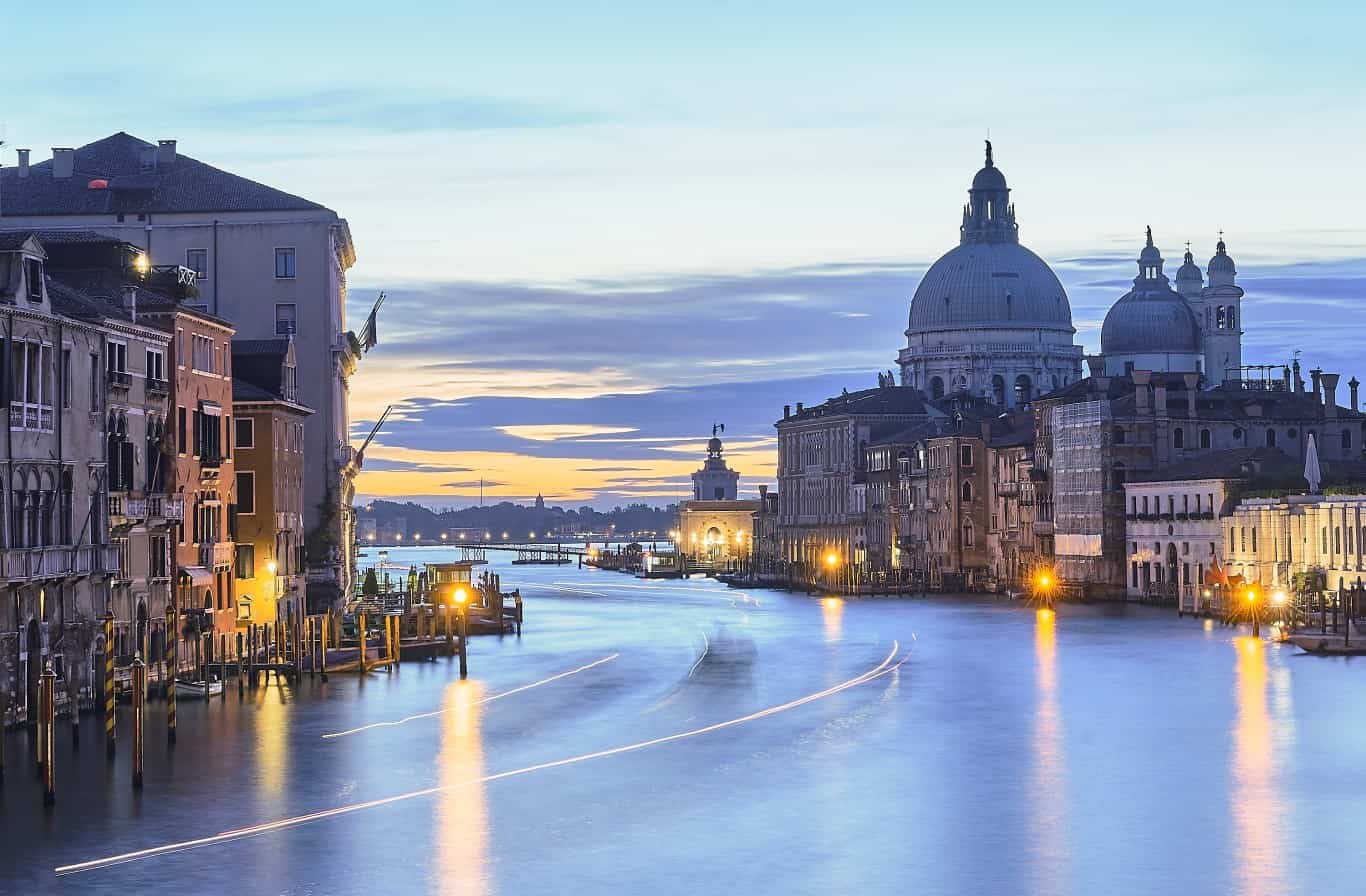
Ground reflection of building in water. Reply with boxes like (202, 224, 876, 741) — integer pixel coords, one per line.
(677, 428, 759, 563)
(1231, 637, 1284, 896)
(1030, 608, 1068, 894)
(435, 681, 490, 896)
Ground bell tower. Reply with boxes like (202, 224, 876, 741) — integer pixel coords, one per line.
(1198, 235, 1243, 386)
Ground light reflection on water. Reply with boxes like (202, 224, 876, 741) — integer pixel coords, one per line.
(1031, 607, 1068, 895)
(435, 681, 489, 896)
(821, 597, 844, 643)
(1231, 637, 1285, 896)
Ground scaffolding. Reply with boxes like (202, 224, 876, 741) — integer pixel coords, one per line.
(1051, 400, 1125, 595)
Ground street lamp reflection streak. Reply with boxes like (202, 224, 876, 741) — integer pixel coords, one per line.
(435, 681, 489, 896)
(1231, 637, 1285, 896)
(1031, 608, 1068, 895)
(55, 643, 904, 876)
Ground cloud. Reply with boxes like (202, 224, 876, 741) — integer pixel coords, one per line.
(497, 424, 638, 442)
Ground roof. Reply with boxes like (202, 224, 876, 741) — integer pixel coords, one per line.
(989, 411, 1035, 448)
(909, 241, 1073, 333)
(0, 133, 330, 216)
(779, 386, 928, 424)
(1129, 448, 1302, 484)
(232, 380, 279, 403)
(0, 231, 38, 251)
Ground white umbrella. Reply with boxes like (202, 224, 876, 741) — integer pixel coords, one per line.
(1305, 432, 1323, 493)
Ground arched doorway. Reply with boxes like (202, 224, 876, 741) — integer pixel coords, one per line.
(929, 376, 945, 399)
(1014, 374, 1033, 405)
(704, 526, 723, 561)
(26, 618, 41, 722)
(991, 375, 1006, 406)
(1166, 543, 1179, 595)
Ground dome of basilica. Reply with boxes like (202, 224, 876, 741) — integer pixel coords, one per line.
(908, 241, 1073, 332)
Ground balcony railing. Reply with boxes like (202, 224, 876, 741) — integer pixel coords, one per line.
(199, 541, 234, 569)
(109, 495, 148, 523)
(0, 545, 122, 580)
(107, 370, 132, 390)
(147, 495, 185, 521)
(997, 481, 1021, 498)
(146, 377, 170, 396)
(8, 403, 53, 432)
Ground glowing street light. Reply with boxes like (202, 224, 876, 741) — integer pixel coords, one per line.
(1271, 590, 1287, 606)
(825, 552, 839, 568)
(453, 587, 469, 606)
(441, 532, 448, 541)
(266, 559, 278, 575)
(395, 533, 403, 542)
(414, 533, 422, 542)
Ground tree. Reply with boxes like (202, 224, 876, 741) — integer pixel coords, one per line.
(362, 567, 379, 596)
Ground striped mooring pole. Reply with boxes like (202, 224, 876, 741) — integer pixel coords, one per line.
(103, 612, 116, 759)
(166, 604, 177, 744)
(131, 655, 145, 789)
(40, 662, 56, 805)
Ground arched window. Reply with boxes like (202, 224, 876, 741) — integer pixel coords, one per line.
(1227, 307, 1236, 330)
(991, 375, 1006, 406)
(1216, 306, 1226, 329)
(1200, 429, 1211, 449)
(1344, 430, 1353, 452)
(1232, 427, 1244, 442)
(953, 374, 968, 393)
(963, 523, 975, 547)
(961, 481, 973, 502)
(929, 376, 944, 399)
(1174, 428, 1184, 449)
(1266, 429, 1277, 448)
(1014, 375, 1033, 404)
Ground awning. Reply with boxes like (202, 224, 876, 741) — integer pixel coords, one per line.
(178, 565, 213, 588)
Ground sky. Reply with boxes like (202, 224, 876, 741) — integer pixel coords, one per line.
(5, 1, 1366, 507)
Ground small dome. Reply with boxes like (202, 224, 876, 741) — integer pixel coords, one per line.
(971, 164, 1008, 192)
(1175, 249, 1202, 283)
(1101, 291, 1201, 355)
(707, 436, 723, 454)
(1208, 239, 1236, 275)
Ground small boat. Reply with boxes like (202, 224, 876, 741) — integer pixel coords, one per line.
(175, 679, 224, 699)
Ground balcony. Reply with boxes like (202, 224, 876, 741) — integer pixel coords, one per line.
(199, 541, 234, 569)
(336, 444, 356, 469)
(109, 495, 148, 525)
(107, 370, 132, 391)
(997, 481, 1021, 498)
(0, 545, 121, 580)
(146, 377, 170, 397)
(148, 495, 185, 521)
(9, 402, 53, 432)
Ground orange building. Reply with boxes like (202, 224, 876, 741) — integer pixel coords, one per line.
(231, 338, 311, 624)
(141, 301, 237, 657)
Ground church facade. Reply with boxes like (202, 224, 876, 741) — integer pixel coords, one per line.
(677, 429, 759, 564)
(897, 143, 1083, 407)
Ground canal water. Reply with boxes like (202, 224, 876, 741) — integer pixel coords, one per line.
(3, 546, 1365, 895)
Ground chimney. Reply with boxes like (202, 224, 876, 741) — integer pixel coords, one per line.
(1350, 377, 1360, 412)
(16, 149, 30, 178)
(783, 405, 790, 420)
(1310, 368, 1323, 403)
(796, 402, 803, 414)
(1323, 373, 1340, 419)
(1283, 366, 1293, 392)
(52, 148, 74, 179)
(1132, 369, 1152, 415)
(1293, 359, 1304, 393)
(122, 286, 138, 322)
(1153, 381, 1168, 419)
(157, 139, 177, 166)
(1086, 355, 1104, 379)
(1183, 373, 1199, 417)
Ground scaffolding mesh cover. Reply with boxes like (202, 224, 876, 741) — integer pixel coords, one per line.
(1052, 400, 1110, 557)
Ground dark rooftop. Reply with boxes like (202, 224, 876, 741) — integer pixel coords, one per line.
(0, 133, 329, 216)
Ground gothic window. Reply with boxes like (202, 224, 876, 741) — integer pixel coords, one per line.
(1200, 429, 1211, 449)
(1014, 375, 1032, 405)
(1266, 429, 1277, 448)
(963, 523, 974, 547)
(991, 375, 1006, 406)
(961, 481, 973, 503)
(1174, 428, 1184, 449)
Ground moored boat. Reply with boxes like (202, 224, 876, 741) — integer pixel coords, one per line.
(175, 679, 225, 699)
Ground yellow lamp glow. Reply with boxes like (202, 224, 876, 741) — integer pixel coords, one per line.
(825, 552, 839, 568)
(1272, 590, 1287, 606)
(266, 560, 278, 575)
(453, 587, 469, 606)
(1246, 590, 1257, 603)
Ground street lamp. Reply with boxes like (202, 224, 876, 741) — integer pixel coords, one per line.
(453, 587, 470, 677)
(1246, 587, 1262, 637)
(1033, 569, 1056, 605)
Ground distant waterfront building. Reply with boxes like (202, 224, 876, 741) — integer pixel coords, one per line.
(677, 429, 758, 563)
(898, 143, 1082, 406)
(1, 136, 370, 610)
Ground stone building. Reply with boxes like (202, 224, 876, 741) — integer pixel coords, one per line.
(0, 233, 120, 720)
(1120, 448, 1302, 603)
(137, 294, 238, 655)
(1038, 361, 1364, 598)
(775, 386, 930, 574)
(1226, 494, 1366, 594)
(232, 339, 312, 624)
(1, 136, 369, 610)
(677, 430, 758, 564)
(898, 143, 1082, 406)
(40, 232, 183, 666)
(986, 412, 1038, 591)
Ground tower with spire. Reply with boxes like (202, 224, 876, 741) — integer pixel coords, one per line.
(1195, 236, 1243, 385)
